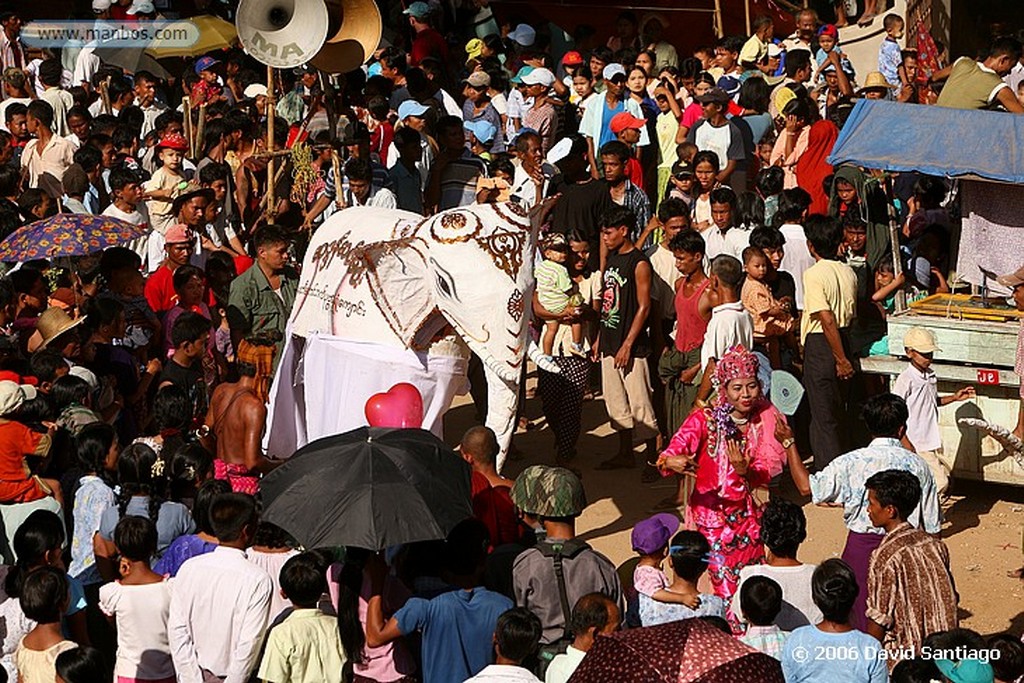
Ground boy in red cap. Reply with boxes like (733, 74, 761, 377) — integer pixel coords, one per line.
(143, 132, 189, 265)
(610, 111, 646, 187)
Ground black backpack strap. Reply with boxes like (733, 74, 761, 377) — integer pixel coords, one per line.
(551, 550, 573, 643)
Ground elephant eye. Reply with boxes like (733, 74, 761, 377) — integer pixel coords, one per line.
(432, 260, 458, 300)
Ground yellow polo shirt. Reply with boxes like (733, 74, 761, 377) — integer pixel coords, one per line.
(257, 608, 347, 683)
(800, 258, 858, 344)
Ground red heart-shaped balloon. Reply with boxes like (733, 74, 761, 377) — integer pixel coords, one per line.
(364, 383, 424, 429)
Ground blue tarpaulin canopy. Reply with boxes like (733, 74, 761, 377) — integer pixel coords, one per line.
(827, 99, 1024, 185)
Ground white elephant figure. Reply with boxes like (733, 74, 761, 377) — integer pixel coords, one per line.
(265, 201, 553, 471)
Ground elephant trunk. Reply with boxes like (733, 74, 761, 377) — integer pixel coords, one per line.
(481, 358, 520, 473)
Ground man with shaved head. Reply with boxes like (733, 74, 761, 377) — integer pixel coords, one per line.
(460, 426, 520, 548)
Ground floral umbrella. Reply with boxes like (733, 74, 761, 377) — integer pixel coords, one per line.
(0, 213, 147, 262)
(568, 619, 784, 683)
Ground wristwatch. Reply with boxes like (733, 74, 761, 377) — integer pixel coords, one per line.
(781, 437, 796, 450)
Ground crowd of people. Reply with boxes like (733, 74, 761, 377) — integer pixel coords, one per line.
(0, 0, 1018, 680)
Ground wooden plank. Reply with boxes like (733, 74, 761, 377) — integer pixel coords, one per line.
(886, 314, 1019, 368)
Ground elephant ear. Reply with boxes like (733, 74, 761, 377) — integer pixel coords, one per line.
(358, 238, 439, 347)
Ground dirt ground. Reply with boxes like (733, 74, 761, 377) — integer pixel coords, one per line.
(444, 379, 1024, 638)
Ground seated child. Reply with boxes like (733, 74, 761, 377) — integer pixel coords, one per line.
(257, 552, 346, 683)
(814, 24, 855, 82)
(534, 233, 583, 356)
(14, 567, 77, 683)
(639, 530, 727, 627)
(738, 576, 788, 659)
(99, 516, 175, 683)
(0, 381, 59, 505)
(740, 246, 793, 368)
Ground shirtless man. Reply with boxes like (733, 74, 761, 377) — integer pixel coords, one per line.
(202, 340, 279, 494)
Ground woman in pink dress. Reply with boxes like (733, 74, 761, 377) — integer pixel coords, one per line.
(656, 346, 787, 620)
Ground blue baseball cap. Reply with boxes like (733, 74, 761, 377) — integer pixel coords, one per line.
(464, 119, 496, 145)
(402, 2, 431, 19)
(934, 659, 995, 683)
(194, 56, 220, 75)
(397, 100, 430, 121)
(510, 66, 535, 84)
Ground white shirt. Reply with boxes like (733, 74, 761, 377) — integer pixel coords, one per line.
(99, 580, 175, 680)
(103, 202, 152, 271)
(545, 645, 586, 683)
(893, 364, 942, 452)
(440, 88, 464, 119)
(702, 224, 749, 262)
(700, 300, 754, 373)
(21, 134, 76, 187)
(73, 47, 101, 88)
(168, 545, 273, 683)
(694, 121, 733, 171)
(732, 564, 823, 630)
(648, 244, 680, 319)
(508, 162, 554, 210)
(464, 664, 542, 682)
(245, 548, 299, 623)
(779, 223, 815, 310)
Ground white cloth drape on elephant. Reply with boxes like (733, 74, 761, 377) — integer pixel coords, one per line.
(264, 332, 469, 458)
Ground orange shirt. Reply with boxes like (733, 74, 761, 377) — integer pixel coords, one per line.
(0, 420, 46, 503)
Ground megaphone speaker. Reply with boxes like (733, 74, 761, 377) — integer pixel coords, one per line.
(236, 0, 330, 69)
(310, 0, 383, 74)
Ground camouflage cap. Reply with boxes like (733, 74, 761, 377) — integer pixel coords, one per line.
(511, 465, 586, 517)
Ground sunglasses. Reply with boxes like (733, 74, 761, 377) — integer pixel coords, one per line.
(609, 75, 627, 85)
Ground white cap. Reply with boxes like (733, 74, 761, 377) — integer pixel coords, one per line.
(767, 43, 783, 58)
(509, 23, 536, 47)
(69, 366, 98, 390)
(0, 381, 36, 416)
(546, 137, 573, 165)
(126, 0, 155, 15)
(603, 63, 626, 81)
(521, 67, 555, 87)
(243, 83, 268, 98)
(92, 0, 112, 11)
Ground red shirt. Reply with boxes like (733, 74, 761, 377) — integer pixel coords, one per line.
(145, 264, 178, 314)
(410, 27, 448, 66)
(470, 471, 522, 550)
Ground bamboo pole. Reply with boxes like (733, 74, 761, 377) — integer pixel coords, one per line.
(182, 96, 193, 158)
(265, 65, 276, 223)
(744, 0, 751, 36)
(194, 103, 207, 160)
(331, 150, 344, 209)
(714, 0, 724, 38)
(99, 80, 111, 115)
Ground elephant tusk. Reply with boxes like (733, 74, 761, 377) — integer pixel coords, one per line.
(481, 352, 519, 384)
(528, 339, 562, 374)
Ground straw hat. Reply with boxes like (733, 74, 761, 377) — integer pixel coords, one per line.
(857, 71, 897, 95)
(36, 307, 87, 349)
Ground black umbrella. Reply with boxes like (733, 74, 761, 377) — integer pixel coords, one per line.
(260, 427, 472, 551)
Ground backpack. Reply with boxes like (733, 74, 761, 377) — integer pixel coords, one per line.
(534, 538, 592, 677)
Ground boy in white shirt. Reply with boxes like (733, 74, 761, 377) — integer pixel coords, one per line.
(696, 254, 754, 403)
(892, 326, 975, 497)
(102, 167, 151, 271)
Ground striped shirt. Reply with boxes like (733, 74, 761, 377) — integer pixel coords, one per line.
(866, 522, 958, 667)
(439, 151, 488, 210)
(613, 180, 651, 244)
(740, 624, 789, 660)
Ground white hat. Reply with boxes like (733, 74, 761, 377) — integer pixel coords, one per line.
(767, 43, 783, 58)
(0, 380, 36, 416)
(69, 366, 98, 390)
(546, 137, 573, 165)
(243, 83, 268, 99)
(508, 23, 536, 47)
(603, 63, 626, 81)
(126, 0, 156, 15)
(521, 67, 555, 87)
(92, 0, 112, 11)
